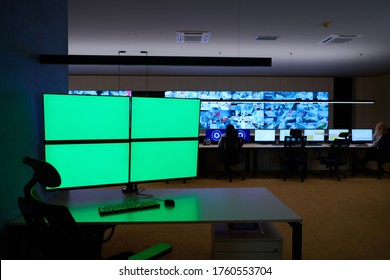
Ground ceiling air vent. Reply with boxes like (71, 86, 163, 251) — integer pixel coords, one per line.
(256, 35, 279, 41)
(319, 34, 362, 45)
(176, 31, 211, 43)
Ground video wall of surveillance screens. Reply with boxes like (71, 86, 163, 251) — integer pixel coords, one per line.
(165, 91, 329, 130)
(68, 90, 132, 96)
(165, 90, 328, 100)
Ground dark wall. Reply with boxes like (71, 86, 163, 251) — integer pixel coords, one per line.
(0, 0, 68, 258)
(333, 77, 353, 129)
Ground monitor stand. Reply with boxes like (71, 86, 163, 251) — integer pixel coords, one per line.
(122, 183, 138, 193)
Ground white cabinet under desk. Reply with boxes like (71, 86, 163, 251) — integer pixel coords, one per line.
(213, 222, 283, 260)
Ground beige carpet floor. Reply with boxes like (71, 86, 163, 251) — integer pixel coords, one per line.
(101, 171, 390, 260)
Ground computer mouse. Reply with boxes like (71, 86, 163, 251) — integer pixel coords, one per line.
(164, 199, 175, 207)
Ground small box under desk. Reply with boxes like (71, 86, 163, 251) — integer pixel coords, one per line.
(212, 222, 283, 260)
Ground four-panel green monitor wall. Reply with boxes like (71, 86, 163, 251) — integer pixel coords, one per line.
(43, 94, 200, 190)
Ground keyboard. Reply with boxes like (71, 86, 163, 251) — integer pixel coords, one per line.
(307, 143, 323, 146)
(98, 199, 160, 215)
(353, 143, 368, 147)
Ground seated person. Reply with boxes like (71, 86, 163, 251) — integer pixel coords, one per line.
(218, 124, 244, 173)
(361, 122, 387, 167)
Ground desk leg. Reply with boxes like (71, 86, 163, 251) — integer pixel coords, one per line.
(198, 148, 207, 177)
(288, 222, 302, 260)
(252, 149, 258, 177)
(350, 149, 357, 176)
(245, 150, 251, 173)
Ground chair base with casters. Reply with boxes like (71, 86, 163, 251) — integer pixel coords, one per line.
(78, 224, 117, 254)
(216, 164, 245, 182)
(376, 162, 390, 179)
(375, 133, 390, 179)
(359, 159, 390, 179)
(281, 162, 306, 182)
(315, 138, 350, 181)
(316, 165, 348, 181)
(18, 156, 173, 260)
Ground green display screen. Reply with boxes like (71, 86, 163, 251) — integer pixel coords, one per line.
(131, 97, 200, 139)
(43, 94, 200, 189)
(43, 94, 130, 140)
(45, 143, 130, 189)
(130, 140, 199, 182)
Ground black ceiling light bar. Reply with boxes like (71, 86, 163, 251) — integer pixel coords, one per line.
(40, 55, 272, 67)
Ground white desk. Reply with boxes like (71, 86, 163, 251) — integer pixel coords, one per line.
(199, 142, 372, 176)
(45, 187, 303, 259)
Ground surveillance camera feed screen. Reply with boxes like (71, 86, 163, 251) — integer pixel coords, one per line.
(68, 90, 132, 96)
(166, 91, 329, 130)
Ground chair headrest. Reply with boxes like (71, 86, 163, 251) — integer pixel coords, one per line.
(338, 132, 350, 138)
(23, 156, 61, 188)
(290, 129, 302, 137)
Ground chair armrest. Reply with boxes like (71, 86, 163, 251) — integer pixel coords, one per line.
(127, 242, 172, 260)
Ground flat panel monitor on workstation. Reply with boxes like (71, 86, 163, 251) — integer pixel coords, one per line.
(237, 129, 251, 143)
(328, 129, 349, 141)
(304, 129, 325, 143)
(278, 129, 291, 142)
(254, 129, 276, 144)
(43, 93, 130, 141)
(205, 128, 250, 143)
(43, 94, 130, 190)
(205, 129, 226, 144)
(130, 140, 199, 182)
(129, 97, 201, 183)
(45, 143, 130, 190)
(351, 128, 373, 143)
(131, 97, 200, 139)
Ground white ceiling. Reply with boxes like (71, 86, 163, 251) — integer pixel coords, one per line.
(68, 0, 390, 77)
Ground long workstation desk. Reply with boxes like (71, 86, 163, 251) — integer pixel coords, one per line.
(9, 187, 303, 260)
(199, 142, 372, 177)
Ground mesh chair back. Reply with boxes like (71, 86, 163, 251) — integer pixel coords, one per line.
(377, 133, 390, 162)
(283, 135, 307, 162)
(18, 195, 101, 259)
(219, 134, 244, 166)
(328, 138, 350, 165)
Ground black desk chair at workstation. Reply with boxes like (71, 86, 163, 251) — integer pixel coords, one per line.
(375, 132, 390, 179)
(18, 156, 172, 260)
(316, 132, 350, 181)
(280, 131, 307, 182)
(217, 131, 245, 182)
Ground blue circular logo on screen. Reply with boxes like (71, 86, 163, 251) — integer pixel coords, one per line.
(211, 130, 223, 141)
(238, 130, 247, 139)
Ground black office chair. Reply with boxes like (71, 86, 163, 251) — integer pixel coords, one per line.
(338, 132, 350, 140)
(217, 132, 245, 182)
(18, 156, 172, 260)
(290, 129, 303, 138)
(316, 138, 350, 181)
(375, 133, 390, 179)
(280, 135, 307, 182)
